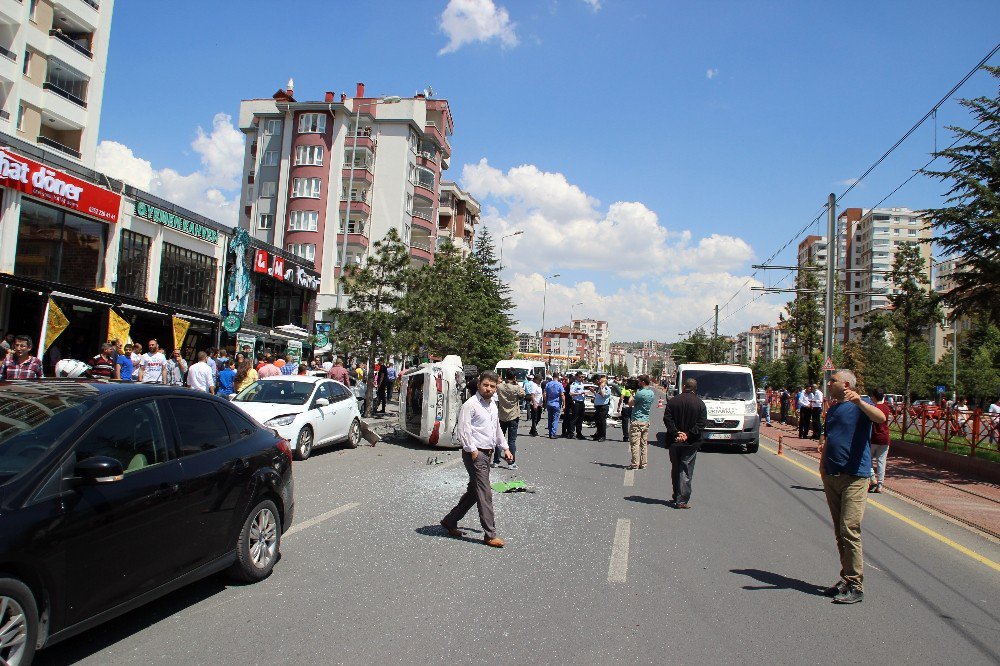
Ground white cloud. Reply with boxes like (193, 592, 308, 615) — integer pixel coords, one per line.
(96, 113, 244, 225)
(838, 177, 861, 187)
(438, 0, 518, 55)
(706, 68, 719, 79)
(583, 0, 602, 10)
(508, 272, 783, 341)
(462, 158, 753, 279)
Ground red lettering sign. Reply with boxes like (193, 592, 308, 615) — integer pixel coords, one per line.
(0, 148, 122, 222)
(254, 250, 270, 273)
(273, 255, 285, 281)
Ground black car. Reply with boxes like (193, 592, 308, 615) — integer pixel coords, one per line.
(0, 380, 294, 666)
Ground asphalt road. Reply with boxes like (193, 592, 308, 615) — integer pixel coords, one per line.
(38, 400, 1000, 665)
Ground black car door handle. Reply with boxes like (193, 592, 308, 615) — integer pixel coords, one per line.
(153, 483, 180, 498)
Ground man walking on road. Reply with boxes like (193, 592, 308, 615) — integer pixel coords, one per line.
(663, 378, 707, 508)
(545, 373, 565, 439)
(819, 369, 887, 605)
(441, 371, 512, 548)
(494, 371, 525, 469)
(627, 375, 654, 470)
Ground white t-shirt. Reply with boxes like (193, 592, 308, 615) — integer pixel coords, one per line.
(139, 352, 167, 383)
(186, 361, 215, 392)
(130, 351, 142, 379)
(322, 361, 333, 372)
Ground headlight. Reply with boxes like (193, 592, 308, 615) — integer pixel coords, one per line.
(265, 414, 297, 427)
(745, 401, 757, 415)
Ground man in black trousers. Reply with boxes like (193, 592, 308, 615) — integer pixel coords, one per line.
(663, 377, 708, 509)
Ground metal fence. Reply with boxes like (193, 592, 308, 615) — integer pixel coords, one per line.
(887, 407, 999, 458)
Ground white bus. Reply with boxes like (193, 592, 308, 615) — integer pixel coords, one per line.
(495, 359, 546, 382)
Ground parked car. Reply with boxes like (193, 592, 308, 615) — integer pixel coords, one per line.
(911, 399, 941, 418)
(307, 369, 366, 407)
(231, 375, 362, 459)
(0, 380, 294, 666)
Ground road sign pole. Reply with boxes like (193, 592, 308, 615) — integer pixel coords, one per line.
(822, 193, 836, 395)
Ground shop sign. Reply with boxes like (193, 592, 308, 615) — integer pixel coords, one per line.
(314, 333, 329, 348)
(286, 340, 303, 364)
(0, 148, 122, 222)
(254, 249, 321, 292)
(222, 314, 242, 334)
(236, 333, 257, 353)
(134, 201, 219, 243)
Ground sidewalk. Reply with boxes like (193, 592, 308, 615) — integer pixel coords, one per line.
(760, 420, 1000, 539)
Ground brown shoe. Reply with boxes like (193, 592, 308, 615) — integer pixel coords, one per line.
(483, 536, 505, 548)
(440, 520, 463, 537)
(676, 502, 691, 509)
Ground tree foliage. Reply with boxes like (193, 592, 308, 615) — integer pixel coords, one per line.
(785, 264, 824, 383)
(921, 65, 1000, 323)
(887, 243, 942, 406)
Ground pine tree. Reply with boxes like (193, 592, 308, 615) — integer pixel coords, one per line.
(325, 229, 410, 417)
(887, 243, 942, 409)
(785, 264, 824, 383)
(921, 65, 1000, 323)
(466, 229, 517, 369)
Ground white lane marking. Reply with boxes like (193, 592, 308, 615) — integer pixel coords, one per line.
(607, 518, 632, 583)
(284, 502, 360, 537)
(624, 469, 635, 487)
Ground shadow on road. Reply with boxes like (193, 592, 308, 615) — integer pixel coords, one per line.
(624, 495, 672, 507)
(592, 461, 628, 469)
(789, 484, 824, 492)
(415, 524, 485, 545)
(730, 568, 826, 596)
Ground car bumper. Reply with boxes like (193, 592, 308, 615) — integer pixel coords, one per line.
(702, 414, 759, 444)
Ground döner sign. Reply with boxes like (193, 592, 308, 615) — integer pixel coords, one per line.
(253, 249, 320, 291)
(134, 201, 220, 243)
(0, 148, 122, 222)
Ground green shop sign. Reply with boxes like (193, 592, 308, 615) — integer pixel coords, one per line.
(134, 201, 219, 243)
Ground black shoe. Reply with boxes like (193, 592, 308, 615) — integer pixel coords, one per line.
(832, 588, 863, 604)
(529, 431, 538, 436)
(576, 435, 587, 440)
(824, 580, 848, 597)
(598, 438, 606, 442)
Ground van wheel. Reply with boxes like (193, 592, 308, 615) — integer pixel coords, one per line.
(0, 577, 38, 666)
(228, 499, 281, 582)
(745, 439, 759, 454)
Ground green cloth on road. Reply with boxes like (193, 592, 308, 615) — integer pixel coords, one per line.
(491, 479, 528, 493)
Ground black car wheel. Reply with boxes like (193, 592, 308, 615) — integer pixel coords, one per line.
(346, 418, 361, 449)
(228, 499, 281, 582)
(0, 577, 38, 666)
(295, 426, 313, 461)
(745, 439, 760, 454)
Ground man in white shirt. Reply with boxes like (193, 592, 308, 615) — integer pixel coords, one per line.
(988, 397, 1000, 444)
(525, 374, 543, 436)
(186, 351, 216, 394)
(440, 371, 512, 548)
(809, 384, 825, 439)
(130, 342, 143, 381)
(796, 385, 811, 439)
(138, 340, 167, 384)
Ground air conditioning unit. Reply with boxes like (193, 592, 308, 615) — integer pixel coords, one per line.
(421, 151, 431, 159)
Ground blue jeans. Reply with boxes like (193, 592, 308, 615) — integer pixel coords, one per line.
(496, 419, 519, 462)
(762, 403, 771, 425)
(547, 405, 561, 437)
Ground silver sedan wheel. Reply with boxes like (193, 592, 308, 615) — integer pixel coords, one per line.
(0, 596, 28, 666)
(248, 507, 278, 569)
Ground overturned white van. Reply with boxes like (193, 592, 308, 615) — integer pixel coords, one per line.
(399, 355, 467, 448)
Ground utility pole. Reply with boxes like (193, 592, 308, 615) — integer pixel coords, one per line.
(822, 193, 836, 394)
(712, 304, 719, 362)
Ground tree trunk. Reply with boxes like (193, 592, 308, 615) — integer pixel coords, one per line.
(363, 335, 378, 418)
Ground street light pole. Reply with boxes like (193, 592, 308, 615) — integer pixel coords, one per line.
(952, 314, 958, 404)
(499, 230, 523, 278)
(541, 273, 560, 370)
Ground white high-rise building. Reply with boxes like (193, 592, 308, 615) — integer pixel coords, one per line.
(572, 318, 609, 369)
(2, 0, 115, 166)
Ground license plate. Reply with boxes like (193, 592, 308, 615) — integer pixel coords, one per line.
(707, 433, 732, 440)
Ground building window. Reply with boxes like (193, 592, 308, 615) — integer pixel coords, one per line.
(258, 214, 274, 230)
(291, 177, 321, 198)
(258, 181, 276, 198)
(414, 166, 435, 190)
(286, 243, 315, 261)
(297, 113, 326, 134)
(115, 229, 151, 298)
(45, 57, 89, 106)
(288, 210, 318, 231)
(264, 119, 282, 135)
(261, 150, 279, 166)
(14, 199, 106, 288)
(28, 0, 38, 21)
(21, 50, 30, 76)
(908, 229, 917, 236)
(16, 104, 24, 131)
(294, 145, 324, 166)
(158, 243, 218, 312)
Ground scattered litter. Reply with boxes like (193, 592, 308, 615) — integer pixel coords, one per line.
(426, 456, 445, 465)
(491, 479, 535, 493)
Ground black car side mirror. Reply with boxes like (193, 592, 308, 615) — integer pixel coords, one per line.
(73, 457, 125, 484)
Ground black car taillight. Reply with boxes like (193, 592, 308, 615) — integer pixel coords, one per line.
(276, 437, 293, 465)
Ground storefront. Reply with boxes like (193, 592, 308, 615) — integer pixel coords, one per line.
(0, 132, 230, 368)
(219, 228, 320, 359)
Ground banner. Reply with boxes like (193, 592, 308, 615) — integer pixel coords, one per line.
(171, 316, 190, 351)
(107, 309, 130, 345)
(286, 340, 303, 365)
(0, 148, 121, 222)
(44, 299, 70, 350)
(236, 333, 257, 356)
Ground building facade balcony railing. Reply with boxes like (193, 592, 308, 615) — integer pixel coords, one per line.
(0, 110, 9, 121)
(37, 135, 82, 158)
(0, 45, 16, 62)
(49, 30, 94, 58)
(80, 0, 100, 10)
(411, 213, 435, 232)
(411, 179, 435, 196)
(43, 81, 88, 108)
(342, 166, 374, 184)
(340, 198, 371, 216)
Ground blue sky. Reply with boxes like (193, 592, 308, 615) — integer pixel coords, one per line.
(96, 0, 1000, 341)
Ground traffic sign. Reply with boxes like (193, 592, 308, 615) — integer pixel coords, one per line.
(823, 357, 835, 371)
(936, 385, 946, 395)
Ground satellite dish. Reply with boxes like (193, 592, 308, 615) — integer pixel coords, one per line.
(426, 85, 434, 98)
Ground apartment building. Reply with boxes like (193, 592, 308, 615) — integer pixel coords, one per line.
(517, 330, 540, 354)
(572, 318, 610, 369)
(846, 207, 933, 340)
(797, 235, 828, 271)
(437, 180, 478, 256)
(237, 81, 455, 315)
(929, 257, 972, 361)
(836, 207, 863, 342)
(0, 0, 114, 167)
(542, 326, 588, 369)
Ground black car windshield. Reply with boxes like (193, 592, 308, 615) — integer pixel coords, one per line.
(0, 384, 97, 482)
(683, 371, 754, 401)
(233, 380, 314, 405)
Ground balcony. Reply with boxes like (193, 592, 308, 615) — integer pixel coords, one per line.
(411, 212, 435, 232)
(0, 44, 15, 63)
(339, 197, 370, 216)
(342, 165, 374, 185)
(43, 81, 87, 108)
(424, 121, 451, 155)
(411, 178, 435, 198)
(344, 133, 376, 152)
(416, 151, 439, 171)
(37, 134, 81, 158)
(410, 241, 433, 263)
(336, 232, 370, 248)
(49, 30, 93, 59)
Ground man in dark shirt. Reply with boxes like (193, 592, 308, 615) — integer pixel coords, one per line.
(662, 378, 707, 509)
(819, 369, 887, 605)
